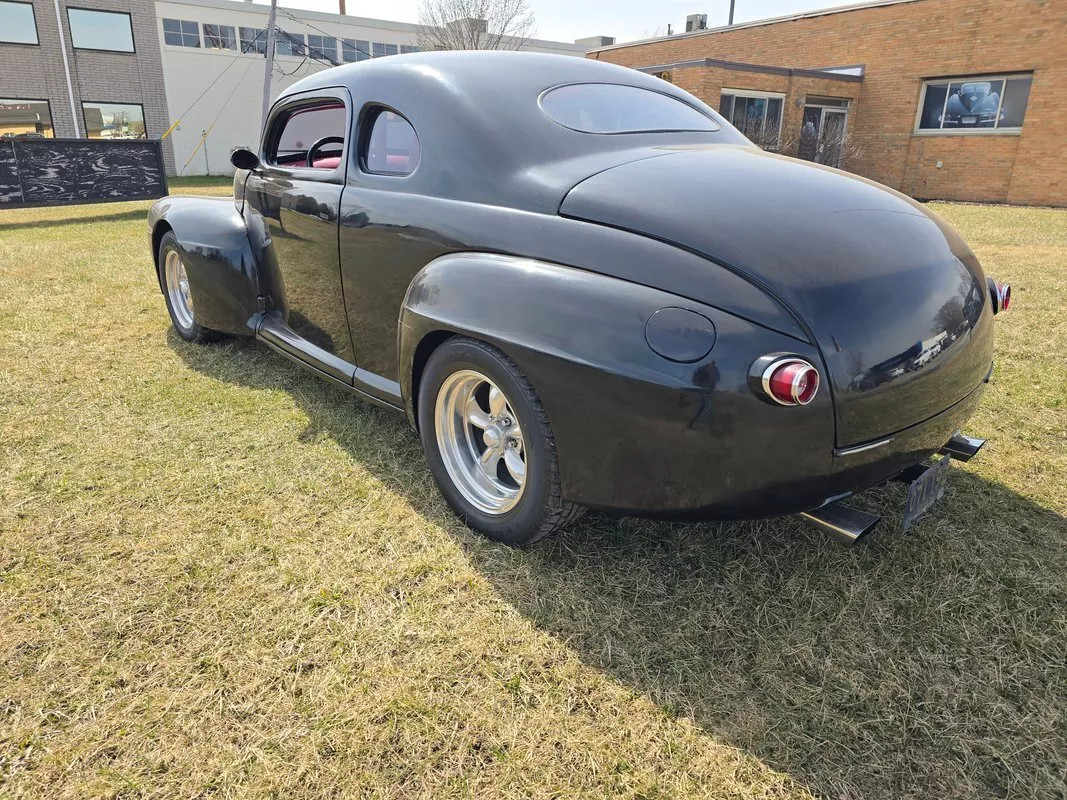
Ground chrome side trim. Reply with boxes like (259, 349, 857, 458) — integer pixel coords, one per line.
(834, 437, 893, 457)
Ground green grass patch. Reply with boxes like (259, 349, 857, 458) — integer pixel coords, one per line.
(0, 196, 1064, 798)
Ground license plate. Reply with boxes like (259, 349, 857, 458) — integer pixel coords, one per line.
(901, 456, 950, 531)
(962, 115, 978, 125)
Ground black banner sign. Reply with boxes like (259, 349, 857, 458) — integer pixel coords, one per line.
(0, 138, 168, 208)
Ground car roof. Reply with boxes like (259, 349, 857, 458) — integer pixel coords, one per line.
(281, 50, 678, 101)
(276, 51, 747, 214)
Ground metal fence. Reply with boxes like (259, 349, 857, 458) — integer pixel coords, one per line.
(0, 138, 168, 208)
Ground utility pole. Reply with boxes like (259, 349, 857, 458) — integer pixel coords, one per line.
(728, 0, 736, 25)
(339, 0, 345, 14)
(261, 0, 278, 137)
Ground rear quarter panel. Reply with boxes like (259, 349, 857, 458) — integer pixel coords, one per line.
(401, 254, 835, 516)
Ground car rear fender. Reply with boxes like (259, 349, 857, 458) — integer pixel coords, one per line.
(399, 253, 835, 513)
(148, 196, 262, 335)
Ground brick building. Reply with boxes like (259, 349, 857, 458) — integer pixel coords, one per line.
(0, 0, 175, 172)
(590, 0, 1067, 207)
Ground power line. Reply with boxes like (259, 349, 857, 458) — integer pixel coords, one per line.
(169, 28, 268, 129)
(276, 28, 338, 67)
(179, 54, 258, 175)
(280, 10, 376, 62)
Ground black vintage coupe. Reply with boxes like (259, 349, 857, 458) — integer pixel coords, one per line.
(148, 52, 1011, 546)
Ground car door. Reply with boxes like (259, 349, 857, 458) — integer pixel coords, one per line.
(246, 88, 355, 365)
(338, 106, 433, 390)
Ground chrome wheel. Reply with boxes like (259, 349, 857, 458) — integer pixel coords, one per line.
(164, 248, 194, 331)
(435, 369, 526, 515)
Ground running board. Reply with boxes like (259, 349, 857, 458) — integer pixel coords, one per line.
(256, 314, 403, 410)
(939, 431, 986, 462)
(798, 502, 881, 546)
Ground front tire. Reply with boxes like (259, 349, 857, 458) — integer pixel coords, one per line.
(418, 337, 583, 546)
(158, 231, 226, 343)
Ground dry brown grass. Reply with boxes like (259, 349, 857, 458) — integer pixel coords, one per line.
(0, 185, 1065, 799)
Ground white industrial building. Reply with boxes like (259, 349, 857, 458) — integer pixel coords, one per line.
(155, 0, 590, 174)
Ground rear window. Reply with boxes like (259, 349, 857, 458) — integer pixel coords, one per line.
(540, 83, 719, 134)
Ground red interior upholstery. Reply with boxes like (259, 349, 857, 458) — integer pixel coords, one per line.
(309, 154, 411, 171)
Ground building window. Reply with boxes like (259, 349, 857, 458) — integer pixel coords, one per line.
(276, 31, 304, 57)
(343, 38, 374, 62)
(0, 1, 38, 45)
(163, 18, 199, 48)
(399, 45, 420, 54)
(82, 102, 145, 138)
(307, 34, 337, 62)
(240, 27, 265, 54)
(0, 99, 53, 138)
(718, 90, 784, 144)
(68, 8, 135, 52)
(203, 24, 236, 51)
(917, 74, 1032, 133)
(371, 42, 398, 57)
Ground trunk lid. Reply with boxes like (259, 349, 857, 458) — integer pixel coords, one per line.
(560, 145, 994, 446)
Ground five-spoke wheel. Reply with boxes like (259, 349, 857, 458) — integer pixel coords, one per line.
(435, 370, 527, 514)
(157, 231, 225, 344)
(164, 247, 195, 333)
(419, 337, 583, 545)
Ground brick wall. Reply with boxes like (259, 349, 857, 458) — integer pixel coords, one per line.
(591, 0, 1067, 206)
(0, 0, 175, 173)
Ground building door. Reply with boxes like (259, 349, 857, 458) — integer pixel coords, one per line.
(798, 99, 850, 168)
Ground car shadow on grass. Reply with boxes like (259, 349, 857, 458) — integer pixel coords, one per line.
(0, 208, 148, 230)
(175, 334, 1067, 800)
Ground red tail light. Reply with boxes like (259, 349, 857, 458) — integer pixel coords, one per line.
(988, 278, 1011, 314)
(761, 357, 820, 406)
(996, 281, 1011, 312)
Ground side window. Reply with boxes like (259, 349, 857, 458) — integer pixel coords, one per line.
(267, 101, 346, 169)
(363, 108, 420, 175)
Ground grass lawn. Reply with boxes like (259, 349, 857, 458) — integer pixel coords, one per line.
(1, 179, 1065, 799)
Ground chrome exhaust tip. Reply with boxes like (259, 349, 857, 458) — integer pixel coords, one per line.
(798, 502, 881, 546)
(940, 431, 986, 462)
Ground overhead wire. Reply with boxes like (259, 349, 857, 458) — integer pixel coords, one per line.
(164, 12, 382, 146)
(280, 10, 377, 63)
(164, 27, 269, 139)
(178, 54, 258, 175)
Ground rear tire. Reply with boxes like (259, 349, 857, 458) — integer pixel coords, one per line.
(418, 337, 584, 546)
(158, 231, 226, 344)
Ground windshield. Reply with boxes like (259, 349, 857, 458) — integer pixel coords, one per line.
(540, 83, 720, 134)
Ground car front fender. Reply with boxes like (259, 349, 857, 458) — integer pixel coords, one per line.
(148, 196, 261, 335)
(399, 253, 835, 516)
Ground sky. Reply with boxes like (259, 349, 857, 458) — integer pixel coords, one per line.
(249, 0, 865, 45)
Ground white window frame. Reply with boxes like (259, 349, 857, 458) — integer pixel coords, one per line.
(306, 34, 337, 63)
(719, 88, 785, 141)
(914, 73, 1031, 136)
(161, 17, 199, 49)
(203, 23, 237, 51)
